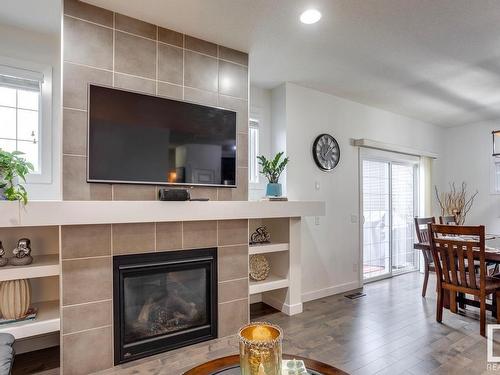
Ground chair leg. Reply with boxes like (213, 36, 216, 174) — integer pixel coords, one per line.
(422, 263, 429, 298)
(450, 292, 457, 313)
(436, 287, 443, 323)
(458, 292, 466, 309)
(480, 295, 486, 337)
(496, 292, 500, 323)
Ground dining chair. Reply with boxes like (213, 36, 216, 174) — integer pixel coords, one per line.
(428, 224, 500, 337)
(439, 215, 457, 225)
(414, 217, 436, 297)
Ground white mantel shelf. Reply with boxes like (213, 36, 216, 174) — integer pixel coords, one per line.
(0, 200, 325, 227)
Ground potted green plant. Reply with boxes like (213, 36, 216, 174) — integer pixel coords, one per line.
(257, 152, 289, 197)
(0, 149, 34, 204)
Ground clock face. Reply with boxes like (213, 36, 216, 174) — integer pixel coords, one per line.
(313, 134, 340, 171)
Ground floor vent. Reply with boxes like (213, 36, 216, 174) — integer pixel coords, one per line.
(344, 292, 366, 300)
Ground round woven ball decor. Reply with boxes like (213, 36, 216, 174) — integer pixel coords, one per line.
(249, 255, 270, 281)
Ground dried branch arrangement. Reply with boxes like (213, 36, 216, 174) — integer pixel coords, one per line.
(435, 182, 478, 225)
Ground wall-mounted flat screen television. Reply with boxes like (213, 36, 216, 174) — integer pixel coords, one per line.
(87, 85, 237, 187)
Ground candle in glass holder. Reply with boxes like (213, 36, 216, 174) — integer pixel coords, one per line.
(238, 322, 283, 375)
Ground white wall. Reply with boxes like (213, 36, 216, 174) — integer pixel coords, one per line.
(0, 23, 61, 200)
(272, 83, 444, 300)
(439, 121, 500, 238)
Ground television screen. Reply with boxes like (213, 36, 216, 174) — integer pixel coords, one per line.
(87, 85, 237, 187)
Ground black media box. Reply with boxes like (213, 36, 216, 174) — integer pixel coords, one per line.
(158, 189, 191, 201)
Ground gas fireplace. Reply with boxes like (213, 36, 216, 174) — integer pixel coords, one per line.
(113, 248, 218, 364)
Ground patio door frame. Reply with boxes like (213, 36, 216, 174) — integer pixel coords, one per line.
(359, 147, 420, 284)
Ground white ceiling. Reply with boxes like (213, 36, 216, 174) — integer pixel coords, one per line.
(0, 0, 61, 35)
(81, 0, 500, 127)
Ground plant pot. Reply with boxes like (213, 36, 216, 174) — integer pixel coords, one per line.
(266, 183, 282, 197)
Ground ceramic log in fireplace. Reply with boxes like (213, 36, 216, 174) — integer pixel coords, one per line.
(113, 248, 218, 364)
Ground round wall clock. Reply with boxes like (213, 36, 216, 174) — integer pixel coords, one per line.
(312, 134, 340, 171)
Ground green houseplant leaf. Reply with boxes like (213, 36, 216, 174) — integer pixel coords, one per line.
(0, 149, 34, 204)
(257, 152, 289, 184)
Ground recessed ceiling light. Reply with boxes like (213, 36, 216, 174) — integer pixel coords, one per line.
(300, 9, 322, 24)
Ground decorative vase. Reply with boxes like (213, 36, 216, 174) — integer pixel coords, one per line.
(266, 183, 282, 197)
(239, 322, 283, 375)
(0, 279, 31, 320)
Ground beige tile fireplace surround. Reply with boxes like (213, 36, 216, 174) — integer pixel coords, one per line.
(62, 0, 249, 201)
(0, 201, 324, 374)
(61, 219, 248, 373)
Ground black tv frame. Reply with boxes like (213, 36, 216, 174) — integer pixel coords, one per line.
(86, 84, 238, 188)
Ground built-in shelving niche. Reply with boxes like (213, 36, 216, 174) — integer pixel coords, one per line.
(0, 226, 60, 354)
(248, 218, 290, 303)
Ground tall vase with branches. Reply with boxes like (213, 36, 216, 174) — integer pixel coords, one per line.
(435, 182, 478, 225)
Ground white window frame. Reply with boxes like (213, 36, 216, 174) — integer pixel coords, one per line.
(0, 56, 52, 184)
(249, 118, 260, 184)
(490, 157, 500, 194)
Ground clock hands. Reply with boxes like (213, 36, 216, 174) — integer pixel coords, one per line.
(322, 145, 334, 160)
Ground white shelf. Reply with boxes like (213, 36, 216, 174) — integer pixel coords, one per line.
(0, 255, 60, 281)
(249, 242, 289, 255)
(0, 300, 60, 339)
(249, 274, 289, 294)
(0, 200, 325, 227)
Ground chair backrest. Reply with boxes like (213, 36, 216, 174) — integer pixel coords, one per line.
(428, 224, 485, 292)
(439, 215, 457, 225)
(414, 217, 435, 243)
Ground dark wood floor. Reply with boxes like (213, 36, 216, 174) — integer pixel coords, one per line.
(16, 272, 500, 374)
(12, 347, 59, 375)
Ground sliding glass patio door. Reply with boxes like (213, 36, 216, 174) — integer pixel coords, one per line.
(361, 150, 419, 282)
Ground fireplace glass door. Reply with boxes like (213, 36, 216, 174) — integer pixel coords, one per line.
(123, 268, 208, 344)
(114, 249, 218, 364)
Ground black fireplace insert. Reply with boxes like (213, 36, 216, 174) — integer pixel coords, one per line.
(113, 248, 218, 364)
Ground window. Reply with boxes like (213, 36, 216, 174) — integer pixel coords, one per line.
(249, 119, 259, 184)
(493, 159, 500, 193)
(0, 59, 52, 183)
(0, 78, 40, 171)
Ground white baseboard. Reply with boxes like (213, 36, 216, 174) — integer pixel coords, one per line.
(301, 281, 361, 303)
(261, 295, 302, 316)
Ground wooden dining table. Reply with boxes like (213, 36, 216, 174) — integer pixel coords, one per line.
(413, 241, 500, 263)
(414, 238, 500, 312)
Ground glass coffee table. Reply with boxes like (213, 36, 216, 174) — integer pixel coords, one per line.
(183, 354, 348, 374)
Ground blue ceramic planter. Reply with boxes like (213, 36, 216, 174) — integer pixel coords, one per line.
(266, 183, 282, 197)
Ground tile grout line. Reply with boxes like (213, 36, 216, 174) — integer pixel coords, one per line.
(218, 297, 248, 306)
(64, 14, 249, 67)
(62, 255, 111, 262)
(216, 45, 220, 107)
(182, 34, 185, 100)
(181, 221, 184, 249)
(112, 12, 115, 86)
(62, 324, 112, 337)
(62, 106, 87, 112)
(110, 223, 114, 256)
(219, 276, 248, 284)
(155, 25, 159, 96)
(64, 61, 249, 101)
(62, 298, 113, 308)
(216, 220, 219, 248)
(62, 153, 86, 158)
(154, 222, 157, 252)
